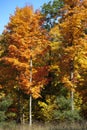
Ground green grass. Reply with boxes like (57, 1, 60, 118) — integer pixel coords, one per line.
(0, 121, 87, 130)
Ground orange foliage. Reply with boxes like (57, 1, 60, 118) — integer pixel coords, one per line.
(2, 6, 50, 98)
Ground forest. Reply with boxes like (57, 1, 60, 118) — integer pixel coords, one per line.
(0, 0, 87, 129)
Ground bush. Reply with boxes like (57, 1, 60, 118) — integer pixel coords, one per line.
(53, 96, 82, 122)
(0, 94, 13, 122)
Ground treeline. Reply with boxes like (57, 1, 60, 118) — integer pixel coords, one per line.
(0, 0, 87, 124)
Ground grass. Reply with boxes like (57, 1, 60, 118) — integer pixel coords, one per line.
(0, 121, 87, 130)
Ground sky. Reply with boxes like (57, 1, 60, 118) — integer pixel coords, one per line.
(0, 0, 49, 34)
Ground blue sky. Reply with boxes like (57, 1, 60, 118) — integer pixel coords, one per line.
(0, 0, 49, 34)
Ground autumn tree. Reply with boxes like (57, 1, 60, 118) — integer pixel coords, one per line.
(1, 5, 50, 124)
(40, 0, 87, 120)
(58, 0, 87, 113)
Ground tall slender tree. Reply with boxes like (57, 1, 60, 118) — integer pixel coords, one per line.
(58, 0, 87, 111)
(1, 5, 50, 125)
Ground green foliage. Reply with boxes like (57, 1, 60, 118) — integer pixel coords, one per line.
(0, 111, 6, 122)
(54, 110, 82, 122)
(0, 96, 12, 110)
(41, 0, 64, 30)
(0, 95, 13, 122)
(41, 0, 63, 15)
(54, 96, 82, 122)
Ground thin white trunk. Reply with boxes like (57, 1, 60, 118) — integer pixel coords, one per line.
(29, 94, 32, 126)
(22, 113, 25, 124)
(71, 90, 74, 111)
(29, 56, 32, 126)
(70, 71, 74, 111)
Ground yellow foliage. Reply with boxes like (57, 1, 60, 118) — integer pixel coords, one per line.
(38, 96, 56, 121)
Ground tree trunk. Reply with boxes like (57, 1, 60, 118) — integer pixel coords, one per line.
(29, 56, 32, 126)
(29, 94, 32, 126)
(70, 71, 74, 111)
(71, 90, 74, 111)
(17, 88, 21, 123)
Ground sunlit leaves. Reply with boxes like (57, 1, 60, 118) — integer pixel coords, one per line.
(2, 6, 50, 98)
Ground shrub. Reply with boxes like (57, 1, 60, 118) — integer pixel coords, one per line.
(0, 94, 13, 122)
(53, 96, 82, 122)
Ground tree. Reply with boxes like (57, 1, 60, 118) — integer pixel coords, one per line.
(40, 0, 64, 99)
(41, 0, 64, 30)
(58, 0, 87, 112)
(1, 5, 50, 125)
(54, 95, 82, 122)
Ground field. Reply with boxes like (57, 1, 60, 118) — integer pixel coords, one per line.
(0, 121, 87, 130)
